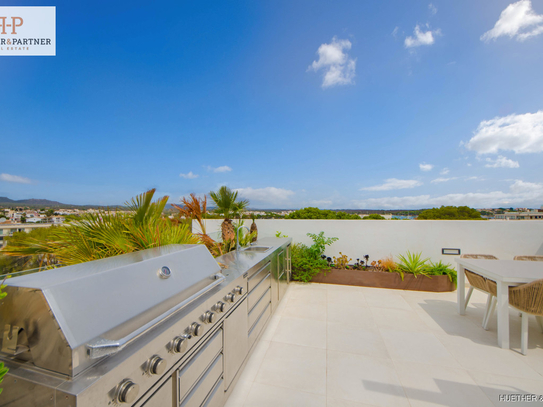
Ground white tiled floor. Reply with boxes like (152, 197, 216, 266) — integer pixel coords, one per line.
(225, 282, 543, 407)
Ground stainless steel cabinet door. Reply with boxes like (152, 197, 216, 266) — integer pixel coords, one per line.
(223, 297, 248, 390)
(141, 377, 174, 407)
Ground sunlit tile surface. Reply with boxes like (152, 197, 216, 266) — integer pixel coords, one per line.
(225, 282, 543, 407)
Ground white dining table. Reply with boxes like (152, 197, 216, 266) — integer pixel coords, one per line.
(455, 258, 543, 349)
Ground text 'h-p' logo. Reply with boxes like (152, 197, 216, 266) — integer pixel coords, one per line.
(0, 17, 23, 34)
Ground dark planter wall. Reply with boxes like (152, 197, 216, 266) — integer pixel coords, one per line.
(310, 268, 456, 292)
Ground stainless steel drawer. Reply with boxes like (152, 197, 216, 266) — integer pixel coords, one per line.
(248, 272, 271, 311)
(178, 329, 222, 402)
(202, 378, 224, 407)
(141, 377, 173, 407)
(180, 353, 223, 407)
(248, 287, 271, 330)
(248, 262, 271, 292)
(248, 302, 271, 349)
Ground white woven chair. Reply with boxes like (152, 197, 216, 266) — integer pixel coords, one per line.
(485, 255, 543, 333)
(508, 279, 543, 355)
(460, 254, 498, 329)
(514, 255, 543, 262)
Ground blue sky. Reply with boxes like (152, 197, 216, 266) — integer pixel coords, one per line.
(1, 0, 543, 209)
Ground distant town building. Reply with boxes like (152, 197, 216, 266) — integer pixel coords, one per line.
(0, 223, 53, 248)
(494, 209, 543, 220)
(51, 216, 65, 224)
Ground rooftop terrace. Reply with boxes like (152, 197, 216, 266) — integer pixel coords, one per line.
(225, 282, 543, 407)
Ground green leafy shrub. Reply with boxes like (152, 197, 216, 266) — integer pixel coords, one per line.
(395, 252, 457, 283)
(290, 243, 329, 283)
(286, 207, 360, 220)
(362, 214, 385, 220)
(417, 206, 482, 220)
(0, 362, 7, 395)
(426, 260, 457, 285)
(306, 232, 338, 258)
(291, 232, 338, 282)
(396, 251, 430, 277)
(395, 251, 430, 280)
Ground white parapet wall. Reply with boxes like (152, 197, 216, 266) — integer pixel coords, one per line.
(193, 219, 543, 264)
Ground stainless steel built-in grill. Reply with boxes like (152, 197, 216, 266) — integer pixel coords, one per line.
(0, 240, 291, 407)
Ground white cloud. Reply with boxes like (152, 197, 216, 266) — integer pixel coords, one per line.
(440, 168, 450, 175)
(0, 173, 32, 184)
(431, 177, 458, 183)
(361, 178, 422, 191)
(484, 155, 520, 168)
(353, 180, 543, 208)
(392, 27, 400, 38)
(465, 176, 484, 181)
(405, 25, 441, 48)
(509, 179, 543, 196)
(481, 0, 543, 42)
(207, 165, 232, 173)
(465, 110, 543, 154)
(179, 171, 198, 179)
(419, 163, 434, 171)
(235, 187, 295, 204)
(308, 37, 356, 88)
(354, 192, 507, 209)
(429, 3, 437, 15)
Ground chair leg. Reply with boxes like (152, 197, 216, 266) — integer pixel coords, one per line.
(535, 316, 543, 333)
(521, 312, 529, 355)
(483, 295, 496, 330)
(464, 286, 474, 311)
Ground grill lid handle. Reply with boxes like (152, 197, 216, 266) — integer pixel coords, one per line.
(86, 273, 225, 359)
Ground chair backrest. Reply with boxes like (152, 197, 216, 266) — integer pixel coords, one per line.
(514, 255, 543, 262)
(461, 254, 498, 294)
(460, 254, 498, 260)
(509, 278, 543, 315)
(464, 270, 490, 293)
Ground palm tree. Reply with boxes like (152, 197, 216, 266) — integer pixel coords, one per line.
(209, 186, 249, 243)
(250, 213, 258, 242)
(172, 194, 218, 253)
(2, 189, 199, 266)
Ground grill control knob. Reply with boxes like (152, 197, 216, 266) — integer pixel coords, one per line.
(233, 286, 244, 295)
(226, 293, 236, 303)
(148, 356, 166, 375)
(117, 380, 139, 404)
(203, 311, 215, 324)
(215, 301, 227, 312)
(191, 322, 203, 336)
(172, 334, 190, 353)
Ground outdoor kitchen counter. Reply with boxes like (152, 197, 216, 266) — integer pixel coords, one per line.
(0, 240, 292, 407)
(214, 236, 292, 400)
(214, 237, 292, 280)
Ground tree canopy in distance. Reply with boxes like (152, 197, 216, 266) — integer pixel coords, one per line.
(417, 206, 482, 220)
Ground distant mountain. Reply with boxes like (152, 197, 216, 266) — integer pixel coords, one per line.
(0, 197, 65, 206)
(0, 197, 121, 209)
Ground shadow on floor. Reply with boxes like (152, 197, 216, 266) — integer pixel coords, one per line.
(416, 299, 543, 352)
(363, 378, 531, 406)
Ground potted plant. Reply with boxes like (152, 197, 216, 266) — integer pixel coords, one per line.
(310, 251, 456, 292)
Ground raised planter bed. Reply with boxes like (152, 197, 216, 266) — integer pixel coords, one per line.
(310, 267, 456, 292)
